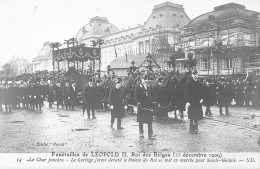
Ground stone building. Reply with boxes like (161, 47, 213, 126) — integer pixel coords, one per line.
(76, 2, 190, 76)
(32, 42, 53, 72)
(178, 2, 260, 76)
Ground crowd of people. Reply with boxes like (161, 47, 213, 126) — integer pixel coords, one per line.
(0, 69, 259, 137)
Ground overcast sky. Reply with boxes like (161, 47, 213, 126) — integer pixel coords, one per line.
(0, 0, 259, 66)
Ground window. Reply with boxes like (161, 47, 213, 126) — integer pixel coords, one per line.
(153, 16, 156, 19)
(202, 58, 210, 70)
(224, 58, 232, 69)
(180, 15, 183, 18)
(172, 14, 176, 16)
(160, 14, 163, 17)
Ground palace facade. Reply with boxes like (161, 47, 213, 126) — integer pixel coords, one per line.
(179, 2, 260, 76)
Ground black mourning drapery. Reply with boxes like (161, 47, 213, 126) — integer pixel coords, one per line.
(53, 46, 101, 62)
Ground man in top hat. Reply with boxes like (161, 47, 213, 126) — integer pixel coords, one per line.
(134, 74, 157, 139)
(84, 79, 97, 119)
(108, 78, 127, 129)
(184, 70, 203, 133)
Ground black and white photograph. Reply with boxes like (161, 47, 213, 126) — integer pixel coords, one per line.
(0, 0, 259, 168)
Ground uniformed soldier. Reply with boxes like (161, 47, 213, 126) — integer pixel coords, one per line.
(62, 82, 70, 110)
(35, 78, 44, 112)
(3, 81, 13, 113)
(47, 81, 55, 108)
(0, 83, 3, 111)
(235, 79, 244, 107)
(29, 81, 36, 111)
(202, 78, 214, 116)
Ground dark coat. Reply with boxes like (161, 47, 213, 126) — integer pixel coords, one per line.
(84, 86, 97, 107)
(153, 84, 169, 113)
(202, 84, 214, 107)
(134, 84, 154, 124)
(108, 87, 126, 118)
(218, 83, 235, 107)
(184, 79, 203, 120)
(69, 85, 77, 106)
(55, 86, 63, 101)
(3, 86, 12, 105)
(35, 84, 44, 104)
(173, 85, 186, 111)
(47, 85, 55, 102)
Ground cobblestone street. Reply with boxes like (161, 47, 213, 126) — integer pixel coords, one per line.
(0, 102, 260, 153)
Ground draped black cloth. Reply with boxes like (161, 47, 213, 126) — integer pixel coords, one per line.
(53, 46, 101, 62)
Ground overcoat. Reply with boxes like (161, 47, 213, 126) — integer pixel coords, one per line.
(84, 86, 97, 108)
(152, 84, 169, 113)
(134, 84, 154, 124)
(69, 85, 77, 106)
(184, 79, 203, 120)
(108, 87, 126, 118)
(218, 83, 235, 107)
(202, 84, 215, 107)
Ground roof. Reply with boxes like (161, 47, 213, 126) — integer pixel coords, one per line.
(76, 16, 120, 39)
(110, 55, 146, 69)
(187, 3, 259, 28)
(33, 42, 52, 61)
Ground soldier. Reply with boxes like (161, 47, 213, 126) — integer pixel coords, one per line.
(35, 78, 44, 112)
(12, 82, 19, 109)
(184, 70, 203, 133)
(108, 78, 127, 129)
(202, 78, 214, 116)
(235, 79, 244, 107)
(3, 81, 12, 113)
(153, 77, 169, 120)
(69, 81, 77, 110)
(47, 81, 55, 108)
(84, 79, 97, 118)
(0, 83, 3, 111)
(55, 82, 63, 109)
(19, 81, 27, 109)
(62, 82, 70, 110)
(134, 75, 157, 139)
(218, 78, 235, 115)
(29, 81, 36, 111)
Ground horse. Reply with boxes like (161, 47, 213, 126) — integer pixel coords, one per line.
(158, 70, 192, 119)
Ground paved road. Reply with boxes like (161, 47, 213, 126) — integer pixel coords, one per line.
(0, 103, 260, 153)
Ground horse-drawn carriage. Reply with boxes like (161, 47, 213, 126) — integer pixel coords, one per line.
(65, 66, 192, 118)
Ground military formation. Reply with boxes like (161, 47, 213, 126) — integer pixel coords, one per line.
(0, 77, 79, 113)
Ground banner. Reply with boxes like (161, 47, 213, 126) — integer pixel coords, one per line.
(53, 46, 101, 62)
